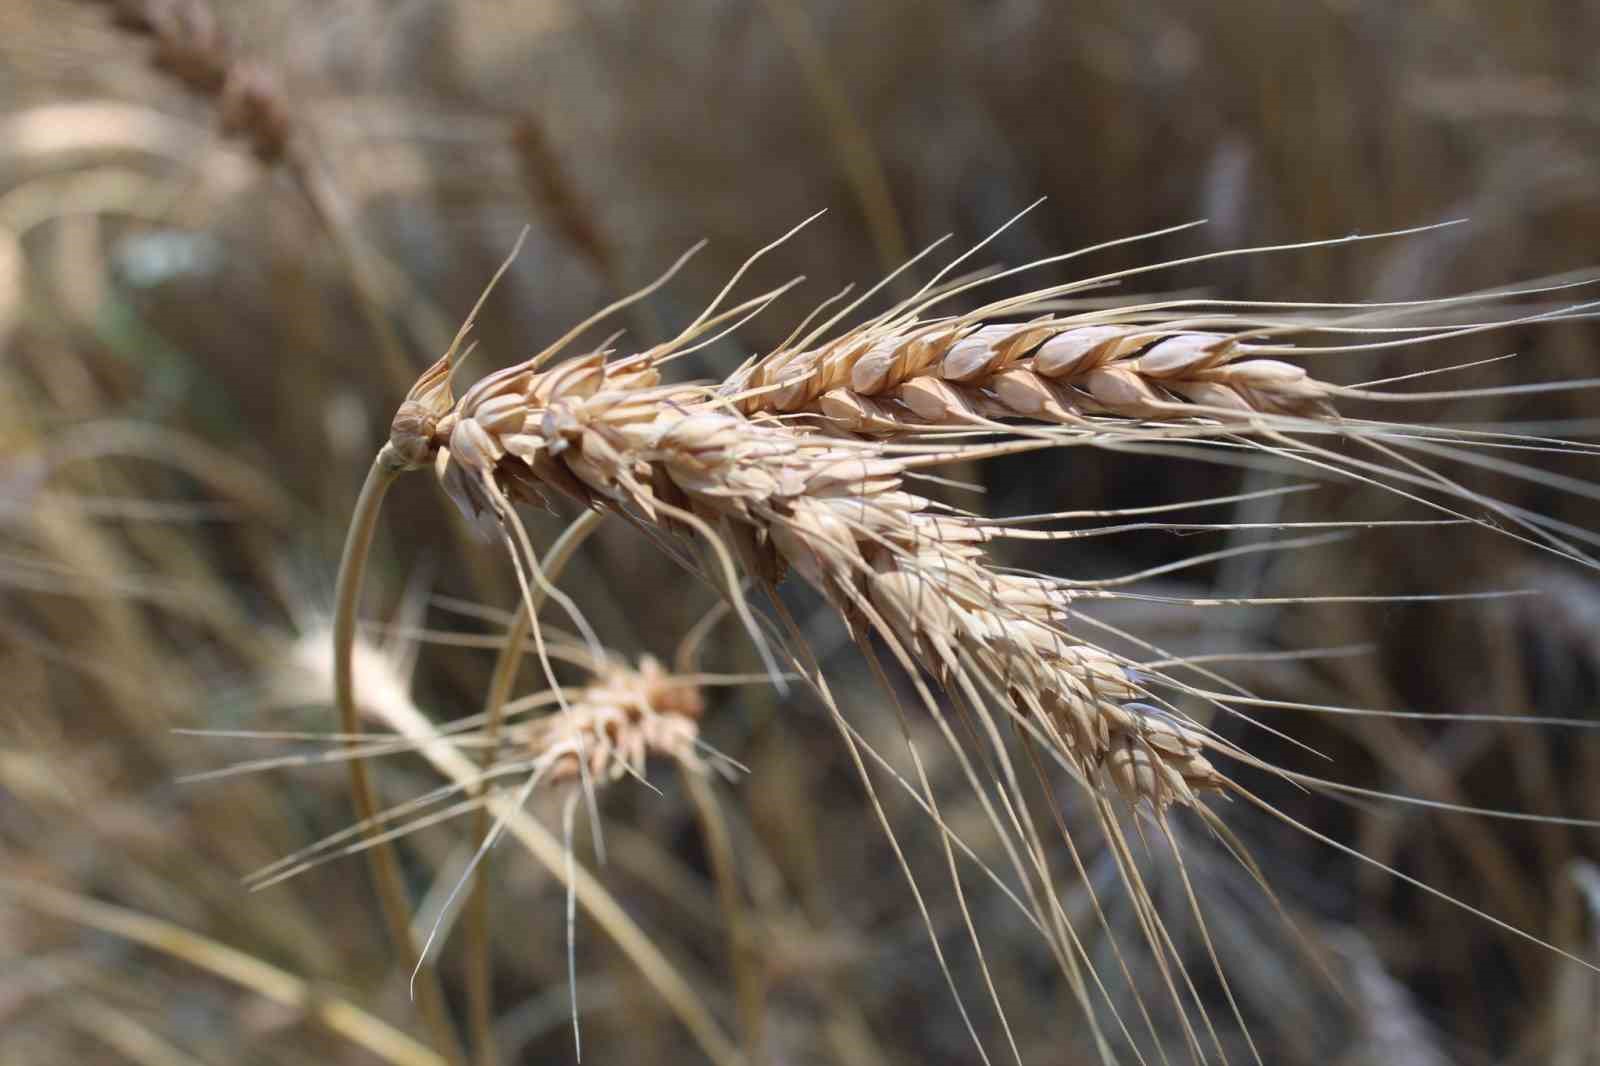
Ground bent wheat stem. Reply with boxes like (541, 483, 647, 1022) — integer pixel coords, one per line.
(332, 444, 464, 1064)
(683, 770, 766, 1064)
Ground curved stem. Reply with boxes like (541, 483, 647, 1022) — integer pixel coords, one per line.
(466, 508, 604, 1066)
(334, 445, 464, 1065)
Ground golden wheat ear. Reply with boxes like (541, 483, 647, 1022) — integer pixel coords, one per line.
(378, 216, 1600, 1064)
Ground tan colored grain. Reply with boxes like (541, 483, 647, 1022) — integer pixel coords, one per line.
(726, 319, 1337, 432)
(396, 349, 1228, 815)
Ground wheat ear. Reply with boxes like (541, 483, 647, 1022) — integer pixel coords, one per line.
(364, 222, 1600, 1061)
(404, 345, 1228, 797)
(206, 596, 745, 1063)
(97, 0, 290, 161)
(366, 679, 743, 1066)
(393, 346, 1252, 1059)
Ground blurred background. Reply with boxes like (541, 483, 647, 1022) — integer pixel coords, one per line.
(3, 1, 1599, 1063)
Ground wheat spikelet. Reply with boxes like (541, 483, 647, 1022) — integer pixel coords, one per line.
(727, 319, 1336, 432)
(514, 653, 709, 785)
(95, 0, 425, 395)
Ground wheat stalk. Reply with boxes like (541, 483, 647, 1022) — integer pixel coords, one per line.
(337, 222, 1600, 1064)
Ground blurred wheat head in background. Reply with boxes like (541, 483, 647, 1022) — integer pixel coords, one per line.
(5, 2, 1600, 1066)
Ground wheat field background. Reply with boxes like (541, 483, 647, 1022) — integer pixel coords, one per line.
(3, 2, 1600, 1064)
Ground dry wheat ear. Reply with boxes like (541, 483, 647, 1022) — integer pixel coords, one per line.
(332, 217, 1600, 1066)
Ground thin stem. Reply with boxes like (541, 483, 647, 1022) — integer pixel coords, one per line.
(288, 149, 419, 398)
(759, 0, 908, 282)
(334, 444, 465, 1065)
(684, 771, 767, 1064)
(466, 508, 604, 1066)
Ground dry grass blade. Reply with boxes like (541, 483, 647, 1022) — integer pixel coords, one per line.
(0, 876, 448, 1066)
